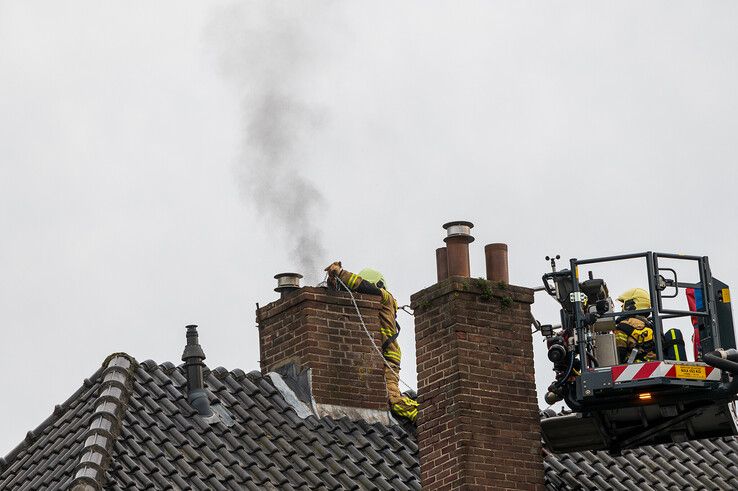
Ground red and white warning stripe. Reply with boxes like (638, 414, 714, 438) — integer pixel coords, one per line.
(611, 361, 722, 383)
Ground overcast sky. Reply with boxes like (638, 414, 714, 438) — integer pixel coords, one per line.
(2, 1, 738, 454)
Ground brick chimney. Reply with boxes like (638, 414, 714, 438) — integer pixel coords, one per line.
(257, 286, 390, 421)
(412, 231, 545, 489)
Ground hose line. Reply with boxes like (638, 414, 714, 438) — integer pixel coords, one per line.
(555, 351, 575, 388)
(704, 350, 738, 376)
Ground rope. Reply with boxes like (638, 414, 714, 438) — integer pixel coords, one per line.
(335, 276, 415, 392)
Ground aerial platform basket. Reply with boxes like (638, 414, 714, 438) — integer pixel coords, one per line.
(537, 252, 738, 453)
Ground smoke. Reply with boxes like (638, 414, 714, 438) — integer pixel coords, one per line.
(208, 2, 338, 281)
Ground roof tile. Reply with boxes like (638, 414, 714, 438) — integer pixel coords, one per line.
(7, 350, 738, 490)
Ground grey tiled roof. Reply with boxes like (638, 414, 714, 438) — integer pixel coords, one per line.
(543, 437, 738, 491)
(3, 352, 738, 490)
(0, 353, 420, 490)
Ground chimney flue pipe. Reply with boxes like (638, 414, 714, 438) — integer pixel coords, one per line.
(274, 273, 302, 299)
(436, 247, 449, 282)
(484, 243, 509, 283)
(443, 221, 474, 278)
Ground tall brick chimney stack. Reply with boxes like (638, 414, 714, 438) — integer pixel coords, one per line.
(411, 226, 545, 490)
(257, 286, 390, 421)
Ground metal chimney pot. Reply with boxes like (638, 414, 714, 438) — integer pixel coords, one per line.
(443, 220, 474, 278)
(444, 221, 474, 238)
(274, 273, 302, 298)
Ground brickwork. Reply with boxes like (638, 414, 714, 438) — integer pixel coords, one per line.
(411, 278, 545, 490)
(257, 287, 388, 411)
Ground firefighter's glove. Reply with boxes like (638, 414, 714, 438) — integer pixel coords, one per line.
(324, 261, 342, 288)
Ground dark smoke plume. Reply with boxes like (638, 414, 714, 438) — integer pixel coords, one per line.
(209, 2, 334, 281)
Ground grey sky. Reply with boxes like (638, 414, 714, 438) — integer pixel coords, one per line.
(2, 1, 737, 454)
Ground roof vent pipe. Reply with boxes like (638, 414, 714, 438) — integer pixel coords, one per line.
(484, 243, 509, 283)
(275, 273, 302, 299)
(181, 325, 213, 417)
(443, 221, 474, 278)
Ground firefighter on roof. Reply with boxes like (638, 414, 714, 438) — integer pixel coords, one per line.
(324, 261, 419, 422)
(614, 288, 657, 364)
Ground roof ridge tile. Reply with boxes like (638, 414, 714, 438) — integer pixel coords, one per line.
(69, 353, 137, 491)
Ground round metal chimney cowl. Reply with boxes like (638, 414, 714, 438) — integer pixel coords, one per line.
(443, 220, 475, 243)
(274, 273, 303, 293)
